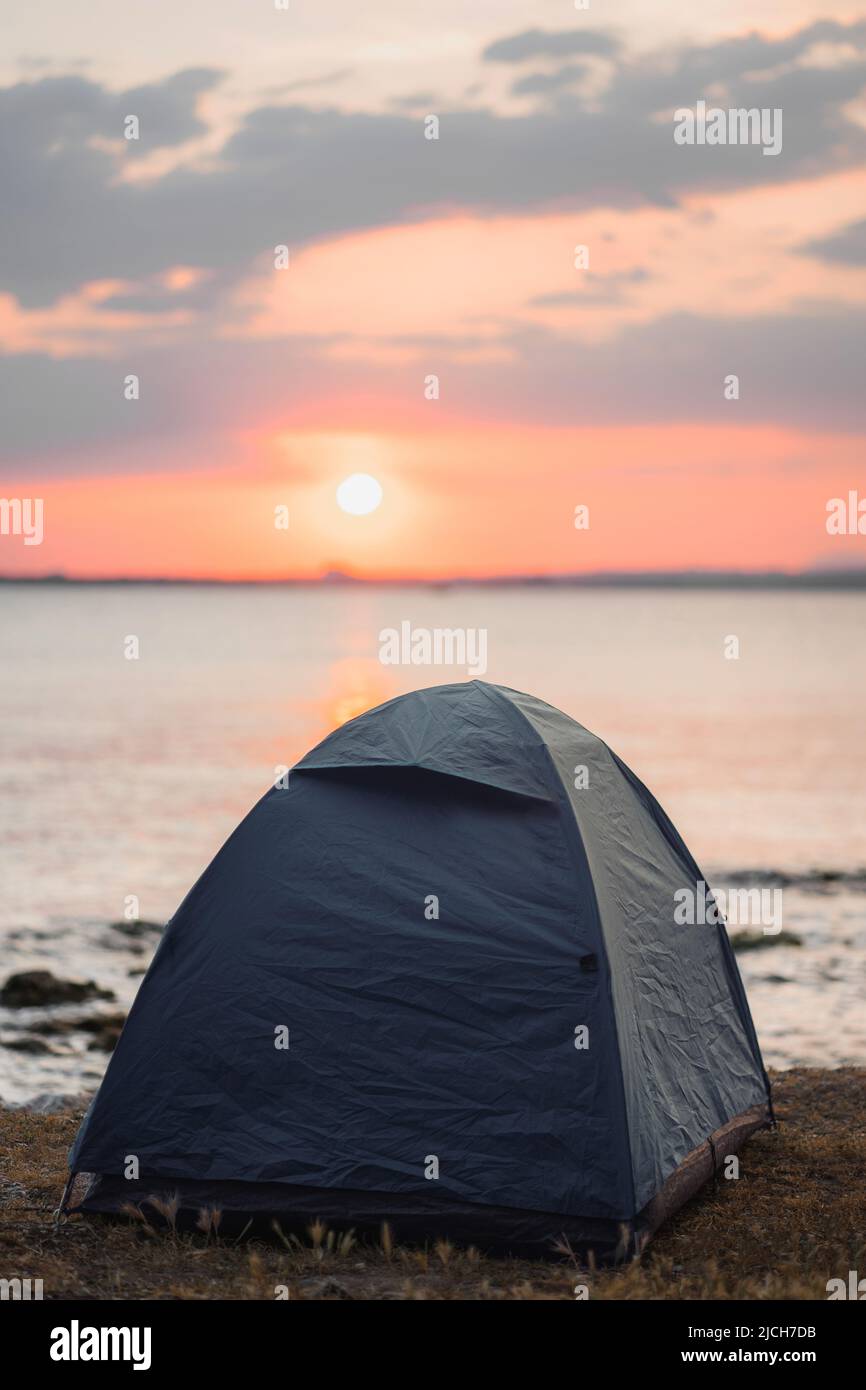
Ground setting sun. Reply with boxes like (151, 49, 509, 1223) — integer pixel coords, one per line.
(336, 473, 383, 516)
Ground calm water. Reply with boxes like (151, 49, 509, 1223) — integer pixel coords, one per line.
(1, 584, 864, 1103)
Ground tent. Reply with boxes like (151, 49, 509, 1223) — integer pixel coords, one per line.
(65, 681, 772, 1259)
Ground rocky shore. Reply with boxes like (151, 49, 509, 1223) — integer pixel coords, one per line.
(1, 920, 814, 1112)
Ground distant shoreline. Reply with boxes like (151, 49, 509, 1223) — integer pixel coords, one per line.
(3, 570, 866, 590)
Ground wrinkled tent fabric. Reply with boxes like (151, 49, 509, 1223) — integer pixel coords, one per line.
(66, 681, 772, 1258)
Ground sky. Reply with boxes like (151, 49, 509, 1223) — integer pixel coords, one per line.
(1, 0, 865, 578)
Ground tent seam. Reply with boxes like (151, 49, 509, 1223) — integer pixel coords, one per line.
(472, 682, 638, 1223)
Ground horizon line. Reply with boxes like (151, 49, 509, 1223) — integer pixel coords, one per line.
(2, 567, 866, 589)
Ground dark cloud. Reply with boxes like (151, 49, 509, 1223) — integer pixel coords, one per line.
(799, 217, 866, 265)
(0, 70, 222, 306)
(0, 335, 342, 464)
(119, 69, 224, 152)
(3, 305, 864, 468)
(0, 350, 184, 459)
(0, 68, 219, 156)
(511, 65, 590, 97)
(482, 29, 620, 62)
(390, 91, 439, 110)
(454, 307, 866, 432)
(605, 19, 866, 113)
(2, 22, 865, 309)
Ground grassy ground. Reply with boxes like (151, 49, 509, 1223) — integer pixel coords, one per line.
(1, 1068, 863, 1300)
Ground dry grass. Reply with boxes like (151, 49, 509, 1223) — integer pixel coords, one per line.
(1, 1068, 863, 1300)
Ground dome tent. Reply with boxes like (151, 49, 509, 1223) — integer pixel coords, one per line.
(65, 681, 772, 1259)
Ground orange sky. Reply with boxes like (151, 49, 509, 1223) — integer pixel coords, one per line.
(1, 8, 865, 578)
(4, 422, 863, 579)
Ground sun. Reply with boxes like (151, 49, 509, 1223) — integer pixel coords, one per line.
(336, 473, 383, 516)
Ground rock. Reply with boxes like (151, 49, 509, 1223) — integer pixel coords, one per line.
(9, 1011, 127, 1050)
(84, 1015, 126, 1052)
(2, 1035, 53, 1054)
(10, 1091, 92, 1114)
(731, 930, 802, 952)
(108, 919, 164, 939)
(30, 1017, 77, 1037)
(0, 970, 115, 1008)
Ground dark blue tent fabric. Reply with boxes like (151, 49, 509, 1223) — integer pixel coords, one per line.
(68, 681, 771, 1255)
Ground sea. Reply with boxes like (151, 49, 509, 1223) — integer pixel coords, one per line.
(1, 582, 864, 1105)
